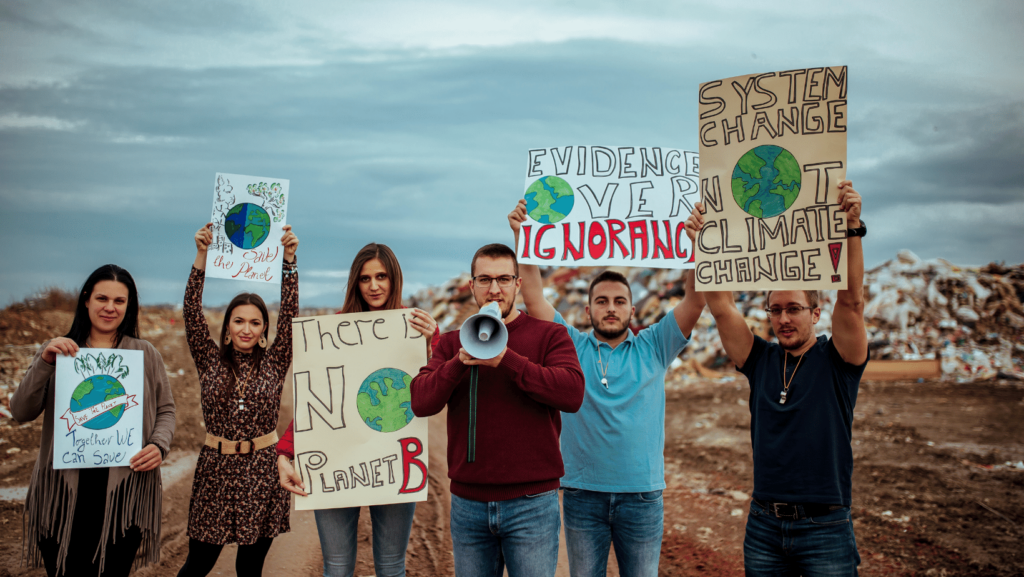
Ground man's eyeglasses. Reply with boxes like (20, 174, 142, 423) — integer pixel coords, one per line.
(472, 275, 517, 289)
(765, 305, 815, 318)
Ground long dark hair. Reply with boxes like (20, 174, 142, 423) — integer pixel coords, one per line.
(218, 293, 270, 382)
(340, 243, 404, 313)
(64, 264, 140, 347)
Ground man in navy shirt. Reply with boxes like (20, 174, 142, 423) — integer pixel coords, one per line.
(686, 180, 868, 576)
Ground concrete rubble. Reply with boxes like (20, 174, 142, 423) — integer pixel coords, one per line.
(407, 250, 1024, 382)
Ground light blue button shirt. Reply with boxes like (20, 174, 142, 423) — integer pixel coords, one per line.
(554, 311, 689, 492)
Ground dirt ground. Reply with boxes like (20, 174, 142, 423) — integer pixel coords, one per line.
(2, 302, 1023, 576)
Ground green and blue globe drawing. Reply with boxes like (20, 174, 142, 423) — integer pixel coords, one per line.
(224, 203, 271, 249)
(525, 176, 574, 224)
(69, 375, 127, 430)
(731, 145, 801, 218)
(356, 368, 414, 433)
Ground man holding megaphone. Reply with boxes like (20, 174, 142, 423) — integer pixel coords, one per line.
(510, 200, 706, 577)
(411, 243, 585, 577)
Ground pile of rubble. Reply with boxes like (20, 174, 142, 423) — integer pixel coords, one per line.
(406, 250, 1024, 382)
(862, 250, 1023, 381)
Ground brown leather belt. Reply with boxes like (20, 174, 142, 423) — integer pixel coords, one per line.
(204, 431, 279, 455)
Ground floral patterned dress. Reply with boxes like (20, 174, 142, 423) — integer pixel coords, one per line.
(183, 263, 297, 545)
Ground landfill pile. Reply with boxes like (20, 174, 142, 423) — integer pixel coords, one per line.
(406, 250, 1024, 382)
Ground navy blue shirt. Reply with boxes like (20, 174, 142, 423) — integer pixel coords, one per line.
(739, 335, 866, 506)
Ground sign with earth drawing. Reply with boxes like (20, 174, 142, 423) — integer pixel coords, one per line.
(207, 172, 290, 284)
(290, 309, 429, 510)
(54, 349, 144, 469)
(516, 146, 698, 269)
(696, 66, 849, 291)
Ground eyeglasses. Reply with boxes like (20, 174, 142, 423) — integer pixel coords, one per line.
(765, 305, 815, 318)
(472, 275, 517, 289)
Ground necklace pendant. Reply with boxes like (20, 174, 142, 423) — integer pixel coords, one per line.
(238, 399, 246, 411)
(779, 391, 787, 404)
(601, 377, 608, 388)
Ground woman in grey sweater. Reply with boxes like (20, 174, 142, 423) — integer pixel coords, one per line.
(11, 264, 176, 577)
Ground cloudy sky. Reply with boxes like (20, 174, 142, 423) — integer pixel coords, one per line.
(1, 0, 1021, 306)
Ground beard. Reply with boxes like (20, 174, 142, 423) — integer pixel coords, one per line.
(591, 313, 631, 340)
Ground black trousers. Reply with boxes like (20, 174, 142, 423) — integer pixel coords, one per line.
(176, 536, 274, 577)
(38, 469, 143, 577)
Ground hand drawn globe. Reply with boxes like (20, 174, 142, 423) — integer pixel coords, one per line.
(356, 368, 414, 433)
(224, 203, 271, 249)
(525, 176, 574, 224)
(70, 375, 126, 430)
(731, 145, 801, 219)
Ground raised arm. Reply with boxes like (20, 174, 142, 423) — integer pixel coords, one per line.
(672, 270, 707, 339)
(266, 225, 299, 378)
(509, 199, 555, 322)
(686, 203, 755, 368)
(184, 224, 219, 372)
(830, 181, 868, 365)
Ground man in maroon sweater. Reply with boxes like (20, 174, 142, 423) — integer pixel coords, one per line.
(411, 243, 585, 576)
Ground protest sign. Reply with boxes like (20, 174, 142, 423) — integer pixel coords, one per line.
(291, 309, 429, 510)
(207, 173, 290, 284)
(696, 66, 848, 290)
(54, 349, 144, 469)
(516, 146, 698, 269)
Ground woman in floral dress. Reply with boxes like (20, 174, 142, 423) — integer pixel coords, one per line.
(177, 222, 299, 577)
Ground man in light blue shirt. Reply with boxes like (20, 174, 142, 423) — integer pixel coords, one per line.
(510, 201, 706, 577)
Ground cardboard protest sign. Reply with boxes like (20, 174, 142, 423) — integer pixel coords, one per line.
(516, 147, 698, 269)
(696, 66, 848, 290)
(291, 310, 429, 510)
(54, 349, 144, 469)
(207, 173, 290, 284)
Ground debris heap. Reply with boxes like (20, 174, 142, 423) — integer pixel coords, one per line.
(406, 250, 1024, 382)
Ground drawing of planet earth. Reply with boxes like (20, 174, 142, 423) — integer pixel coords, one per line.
(525, 176, 574, 224)
(69, 375, 127, 430)
(356, 368, 414, 433)
(731, 145, 801, 218)
(224, 203, 271, 249)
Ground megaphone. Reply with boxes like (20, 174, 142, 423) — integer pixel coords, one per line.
(459, 302, 509, 360)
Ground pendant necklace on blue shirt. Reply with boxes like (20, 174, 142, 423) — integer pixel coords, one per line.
(597, 345, 610, 388)
(780, 352, 805, 404)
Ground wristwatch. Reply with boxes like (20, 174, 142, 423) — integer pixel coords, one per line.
(847, 220, 867, 238)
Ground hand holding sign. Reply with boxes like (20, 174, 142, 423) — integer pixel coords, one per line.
(42, 337, 79, 365)
(129, 444, 162, 472)
(837, 181, 861, 227)
(281, 224, 299, 263)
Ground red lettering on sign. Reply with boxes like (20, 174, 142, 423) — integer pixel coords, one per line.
(607, 220, 628, 258)
(534, 225, 555, 260)
(588, 221, 607, 259)
(398, 437, 427, 494)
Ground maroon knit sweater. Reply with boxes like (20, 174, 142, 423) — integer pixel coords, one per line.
(411, 311, 585, 502)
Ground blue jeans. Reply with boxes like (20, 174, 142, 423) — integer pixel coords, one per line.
(744, 500, 861, 576)
(450, 491, 561, 577)
(562, 488, 663, 577)
(313, 502, 416, 577)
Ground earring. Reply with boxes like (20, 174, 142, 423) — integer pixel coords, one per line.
(258, 334, 268, 348)
(224, 334, 231, 345)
